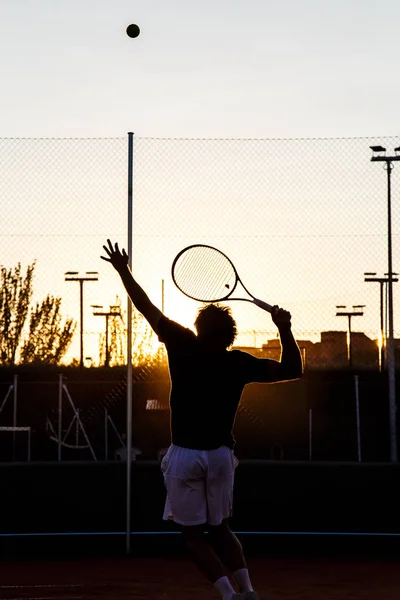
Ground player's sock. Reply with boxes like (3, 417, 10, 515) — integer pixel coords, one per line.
(214, 575, 236, 600)
(232, 568, 254, 593)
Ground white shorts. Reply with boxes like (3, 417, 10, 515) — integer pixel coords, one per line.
(160, 444, 239, 527)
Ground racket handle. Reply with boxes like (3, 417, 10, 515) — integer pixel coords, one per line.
(253, 298, 273, 313)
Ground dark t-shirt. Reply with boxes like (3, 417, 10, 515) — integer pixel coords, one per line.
(158, 316, 277, 450)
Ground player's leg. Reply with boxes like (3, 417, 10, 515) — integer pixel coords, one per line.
(208, 518, 246, 573)
(208, 519, 256, 595)
(161, 445, 237, 600)
(206, 447, 259, 598)
(181, 523, 236, 596)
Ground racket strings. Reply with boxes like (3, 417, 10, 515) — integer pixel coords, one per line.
(173, 246, 237, 302)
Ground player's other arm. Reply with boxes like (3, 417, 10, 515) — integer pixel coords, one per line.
(101, 239, 163, 334)
(266, 305, 303, 382)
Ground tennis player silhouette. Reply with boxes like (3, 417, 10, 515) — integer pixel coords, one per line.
(101, 239, 303, 600)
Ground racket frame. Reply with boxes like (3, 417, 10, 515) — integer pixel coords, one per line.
(171, 244, 273, 313)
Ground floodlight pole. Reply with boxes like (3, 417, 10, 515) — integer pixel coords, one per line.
(65, 272, 99, 368)
(364, 273, 399, 371)
(370, 145, 400, 462)
(335, 305, 365, 368)
(92, 305, 122, 367)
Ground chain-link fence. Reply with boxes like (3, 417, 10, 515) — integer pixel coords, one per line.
(0, 137, 128, 364)
(1, 134, 400, 464)
(132, 135, 400, 354)
(3, 134, 400, 367)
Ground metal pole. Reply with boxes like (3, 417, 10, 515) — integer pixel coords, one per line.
(380, 281, 385, 371)
(348, 314, 352, 368)
(63, 384, 97, 460)
(105, 315, 110, 368)
(58, 374, 63, 461)
(364, 276, 386, 370)
(370, 147, 400, 461)
(336, 308, 364, 368)
(12, 374, 17, 460)
(354, 375, 361, 462)
(126, 131, 134, 553)
(79, 279, 84, 369)
(385, 280, 389, 347)
(386, 162, 397, 462)
(65, 273, 98, 367)
(76, 408, 80, 445)
(105, 409, 108, 460)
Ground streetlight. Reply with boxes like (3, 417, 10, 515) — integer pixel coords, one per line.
(370, 144, 400, 462)
(92, 304, 122, 367)
(65, 271, 99, 368)
(336, 305, 365, 368)
(364, 272, 399, 371)
(384, 272, 399, 345)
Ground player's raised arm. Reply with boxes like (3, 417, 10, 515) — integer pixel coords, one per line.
(268, 305, 303, 381)
(101, 239, 163, 334)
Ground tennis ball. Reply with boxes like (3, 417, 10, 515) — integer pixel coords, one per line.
(126, 24, 140, 38)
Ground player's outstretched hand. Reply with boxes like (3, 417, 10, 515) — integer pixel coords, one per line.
(101, 239, 129, 272)
(271, 305, 292, 330)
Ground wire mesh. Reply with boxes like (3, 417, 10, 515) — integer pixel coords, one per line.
(1, 134, 400, 463)
(132, 135, 400, 367)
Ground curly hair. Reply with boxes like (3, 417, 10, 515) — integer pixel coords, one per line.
(194, 303, 237, 349)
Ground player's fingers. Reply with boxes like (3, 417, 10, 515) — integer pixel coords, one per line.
(100, 256, 110, 262)
(102, 245, 111, 255)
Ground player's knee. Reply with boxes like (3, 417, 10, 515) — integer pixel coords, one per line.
(208, 518, 230, 538)
(181, 523, 206, 544)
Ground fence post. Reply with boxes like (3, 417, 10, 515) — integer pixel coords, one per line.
(12, 374, 17, 460)
(354, 374, 361, 462)
(58, 374, 63, 461)
(126, 131, 134, 554)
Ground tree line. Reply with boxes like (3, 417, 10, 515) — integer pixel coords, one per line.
(0, 261, 76, 365)
(0, 261, 163, 367)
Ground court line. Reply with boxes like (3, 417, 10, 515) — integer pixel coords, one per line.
(0, 585, 84, 589)
(1, 530, 400, 537)
(1, 596, 94, 600)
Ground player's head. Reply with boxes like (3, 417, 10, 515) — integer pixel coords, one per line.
(194, 303, 237, 349)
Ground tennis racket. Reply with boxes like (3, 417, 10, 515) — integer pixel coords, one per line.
(171, 244, 273, 313)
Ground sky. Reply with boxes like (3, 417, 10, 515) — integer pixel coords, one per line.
(1, 0, 400, 139)
(1, 1, 400, 364)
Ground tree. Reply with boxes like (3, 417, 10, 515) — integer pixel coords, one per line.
(20, 295, 76, 365)
(0, 262, 35, 364)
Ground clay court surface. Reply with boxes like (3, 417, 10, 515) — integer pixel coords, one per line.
(1, 555, 399, 600)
